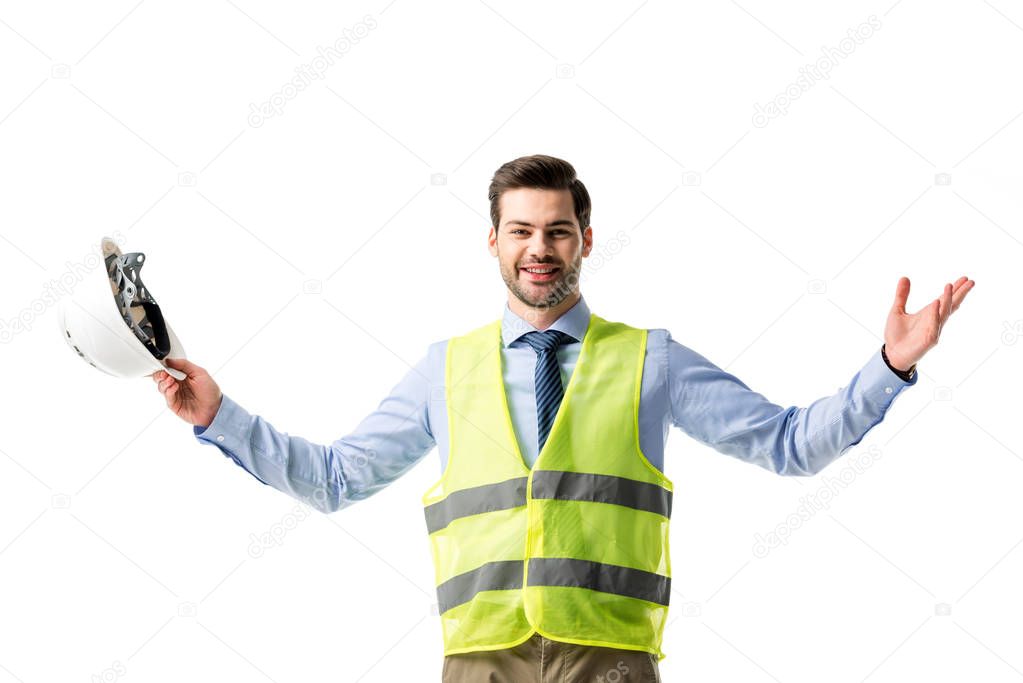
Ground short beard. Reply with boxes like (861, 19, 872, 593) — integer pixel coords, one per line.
(499, 253, 582, 313)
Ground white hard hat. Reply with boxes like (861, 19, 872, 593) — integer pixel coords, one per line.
(57, 236, 187, 380)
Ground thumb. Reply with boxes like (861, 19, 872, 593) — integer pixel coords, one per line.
(165, 356, 202, 377)
(891, 276, 910, 314)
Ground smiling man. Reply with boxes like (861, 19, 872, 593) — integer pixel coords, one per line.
(153, 154, 974, 682)
(493, 183, 590, 328)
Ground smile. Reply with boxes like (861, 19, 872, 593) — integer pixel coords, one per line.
(520, 266, 560, 282)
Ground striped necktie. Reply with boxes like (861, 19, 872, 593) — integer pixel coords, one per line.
(520, 329, 572, 453)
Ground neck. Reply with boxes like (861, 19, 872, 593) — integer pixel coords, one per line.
(507, 290, 581, 331)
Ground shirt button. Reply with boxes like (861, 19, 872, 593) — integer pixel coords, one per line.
(216, 435, 225, 442)
(884, 387, 893, 394)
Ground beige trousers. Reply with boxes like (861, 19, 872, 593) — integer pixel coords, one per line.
(442, 632, 662, 682)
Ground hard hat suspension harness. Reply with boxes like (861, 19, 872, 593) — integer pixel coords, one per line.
(106, 250, 172, 361)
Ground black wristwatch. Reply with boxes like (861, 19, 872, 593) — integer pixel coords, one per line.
(881, 344, 916, 382)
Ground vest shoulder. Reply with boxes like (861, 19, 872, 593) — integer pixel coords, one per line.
(590, 314, 646, 335)
(450, 318, 501, 343)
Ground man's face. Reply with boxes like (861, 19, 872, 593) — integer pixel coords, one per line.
(488, 187, 593, 311)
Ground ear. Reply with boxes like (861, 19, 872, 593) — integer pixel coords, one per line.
(488, 226, 498, 257)
(581, 225, 593, 257)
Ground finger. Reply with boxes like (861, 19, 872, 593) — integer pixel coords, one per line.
(892, 276, 910, 314)
(938, 283, 953, 326)
(944, 284, 954, 326)
(932, 277, 970, 320)
(165, 357, 201, 377)
(951, 278, 974, 313)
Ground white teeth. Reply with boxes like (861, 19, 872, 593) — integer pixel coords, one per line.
(524, 267, 555, 274)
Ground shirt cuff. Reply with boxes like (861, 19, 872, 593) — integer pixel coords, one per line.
(193, 394, 250, 452)
(881, 344, 916, 381)
(860, 346, 917, 406)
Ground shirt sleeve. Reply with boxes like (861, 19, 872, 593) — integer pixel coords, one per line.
(666, 334, 917, 476)
(193, 343, 440, 512)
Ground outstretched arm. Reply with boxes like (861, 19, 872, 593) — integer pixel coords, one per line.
(668, 338, 916, 476)
(153, 347, 440, 513)
(667, 275, 975, 476)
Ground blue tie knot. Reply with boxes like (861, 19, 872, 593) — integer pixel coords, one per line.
(521, 329, 571, 354)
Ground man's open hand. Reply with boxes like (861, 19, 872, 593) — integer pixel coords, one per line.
(884, 276, 975, 372)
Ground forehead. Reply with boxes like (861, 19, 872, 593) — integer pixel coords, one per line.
(499, 188, 576, 225)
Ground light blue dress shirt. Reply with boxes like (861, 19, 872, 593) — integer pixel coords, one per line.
(194, 295, 916, 513)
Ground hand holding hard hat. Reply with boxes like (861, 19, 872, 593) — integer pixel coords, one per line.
(58, 236, 187, 379)
(58, 236, 222, 427)
(152, 358, 223, 429)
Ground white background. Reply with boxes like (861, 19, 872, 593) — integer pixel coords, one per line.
(1, 1, 1020, 681)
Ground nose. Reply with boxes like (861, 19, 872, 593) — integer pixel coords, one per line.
(525, 230, 556, 258)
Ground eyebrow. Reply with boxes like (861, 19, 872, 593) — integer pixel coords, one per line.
(504, 220, 576, 228)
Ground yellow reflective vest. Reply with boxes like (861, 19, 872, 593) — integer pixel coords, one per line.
(422, 312, 674, 660)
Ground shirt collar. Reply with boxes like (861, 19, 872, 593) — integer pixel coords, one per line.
(500, 295, 591, 348)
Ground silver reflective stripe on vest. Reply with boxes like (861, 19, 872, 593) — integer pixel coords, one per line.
(530, 470, 672, 518)
(436, 560, 524, 614)
(424, 477, 528, 534)
(527, 557, 671, 606)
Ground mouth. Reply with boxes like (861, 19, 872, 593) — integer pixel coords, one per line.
(520, 265, 560, 282)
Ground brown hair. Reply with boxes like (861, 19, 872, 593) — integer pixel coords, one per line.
(488, 154, 591, 231)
